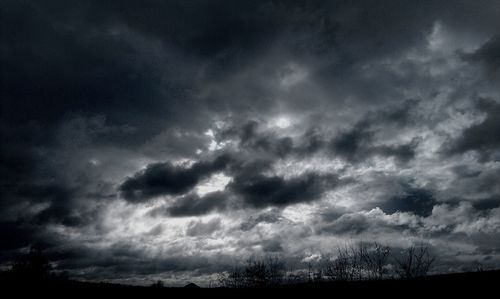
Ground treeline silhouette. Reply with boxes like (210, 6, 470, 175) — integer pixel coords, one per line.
(217, 242, 435, 288)
(0, 243, 436, 288)
(2, 242, 499, 294)
(0, 247, 69, 284)
(0, 244, 499, 297)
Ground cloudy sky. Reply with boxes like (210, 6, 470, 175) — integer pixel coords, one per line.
(1, 0, 500, 286)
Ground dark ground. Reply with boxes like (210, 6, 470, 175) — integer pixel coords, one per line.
(1, 270, 499, 297)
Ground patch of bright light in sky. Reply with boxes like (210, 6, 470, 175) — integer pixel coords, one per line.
(196, 173, 232, 196)
(205, 127, 235, 151)
(427, 21, 487, 54)
(98, 200, 191, 246)
(208, 139, 218, 151)
(323, 187, 359, 210)
(282, 203, 317, 223)
(88, 158, 100, 166)
(273, 156, 345, 178)
(274, 116, 291, 129)
(204, 129, 215, 138)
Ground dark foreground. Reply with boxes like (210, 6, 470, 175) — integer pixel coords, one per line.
(2, 270, 499, 297)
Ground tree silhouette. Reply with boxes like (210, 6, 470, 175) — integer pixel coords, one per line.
(8, 247, 52, 282)
(218, 256, 286, 288)
(395, 245, 435, 279)
(358, 242, 391, 280)
(150, 280, 164, 288)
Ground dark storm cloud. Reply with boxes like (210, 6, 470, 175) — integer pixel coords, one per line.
(0, 124, 51, 212)
(119, 155, 233, 202)
(151, 191, 229, 217)
(330, 122, 374, 162)
(229, 120, 295, 158)
(319, 206, 350, 223)
(239, 209, 282, 231)
(0, 179, 94, 228)
(139, 143, 343, 211)
(445, 165, 500, 207)
(261, 239, 283, 253)
(319, 213, 373, 235)
(471, 197, 500, 211)
(444, 99, 500, 161)
(49, 243, 233, 278)
(315, 98, 421, 163)
(296, 126, 327, 156)
(318, 207, 420, 236)
(219, 100, 420, 163)
(1, 0, 212, 260)
(119, 162, 206, 202)
(28, 184, 80, 226)
(2, 0, 500, 285)
(451, 164, 482, 178)
(330, 121, 420, 164)
(1, 0, 176, 128)
(147, 157, 340, 214)
(466, 34, 500, 74)
(366, 99, 420, 127)
(380, 187, 436, 217)
(229, 172, 338, 208)
(35, 198, 101, 228)
(219, 120, 300, 159)
(0, 221, 41, 252)
(374, 140, 421, 164)
(132, 146, 344, 213)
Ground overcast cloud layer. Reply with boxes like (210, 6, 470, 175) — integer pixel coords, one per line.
(1, 0, 500, 286)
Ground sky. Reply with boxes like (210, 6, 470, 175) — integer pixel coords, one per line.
(1, 0, 500, 286)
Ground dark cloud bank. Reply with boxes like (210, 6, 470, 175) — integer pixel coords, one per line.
(1, 0, 500, 286)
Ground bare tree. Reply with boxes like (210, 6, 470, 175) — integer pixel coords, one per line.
(218, 256, 286, 288)
(322, 242, 391, 281)
(218, 243, 437, 288)
(349, 244, 363, 280)
(265, 256, 285, 286)
(358, 242, 391, 280)
(9, 247, 52, 282)
(244, 259, 268, 287)
(283, 263, 309, 284)
(150, 280, 164, 288)
(395, 245, 435, 279)
(217, 267, 246, 288)
(322, 245, 361, 281)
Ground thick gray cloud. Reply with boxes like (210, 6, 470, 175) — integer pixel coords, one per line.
(380, 187, 436, 217)
(186, 218, 222, 237)
(152, 191, 229, 217)
(1, 0, 500, 286)
(444, 99, 500, 161)
(229, 172, 338, 208)
(466, 33, 500, 75)
(330, 122, 420, 164)
(239, 209, 283, 231)
(119, 155, 233, 202)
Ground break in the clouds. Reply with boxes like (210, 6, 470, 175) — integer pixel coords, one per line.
(1, 0, 500, 286)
